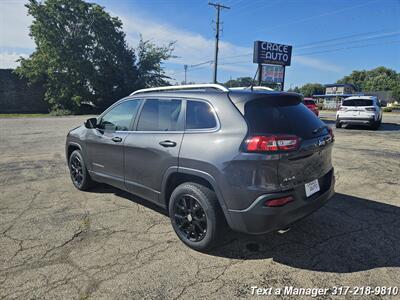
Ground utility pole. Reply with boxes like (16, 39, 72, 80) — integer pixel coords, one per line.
(182, 60, 213, 84)
(208, 2, 230, 83)
(184, 65, 188, 84)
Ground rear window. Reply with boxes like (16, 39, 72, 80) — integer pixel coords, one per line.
(342, 99, 373, 106)
(244, 97, 326, 139)
(186, 100, 217, 130)
(303, 100, 315, 105)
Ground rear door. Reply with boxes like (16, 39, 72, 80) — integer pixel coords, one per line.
(243, 96, 333, 191)
(123, 98, 184, 204)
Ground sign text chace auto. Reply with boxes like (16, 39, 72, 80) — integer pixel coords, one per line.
(253, 41, 292, 66)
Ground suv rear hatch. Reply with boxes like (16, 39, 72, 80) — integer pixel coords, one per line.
(340, 98, 375, 118)
(236, 94, 334, 191)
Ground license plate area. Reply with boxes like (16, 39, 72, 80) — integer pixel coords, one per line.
(305, 179, 320, 197)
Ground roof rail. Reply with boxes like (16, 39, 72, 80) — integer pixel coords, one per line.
(229, 86, 274, 91)
(130, 84, 229, 95)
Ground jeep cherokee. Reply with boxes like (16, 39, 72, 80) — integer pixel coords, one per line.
(66, 84, 335, 251)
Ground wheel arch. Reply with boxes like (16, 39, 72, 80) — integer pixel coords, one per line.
(160, 167, 233, 226)
(66, 142, 83, 162)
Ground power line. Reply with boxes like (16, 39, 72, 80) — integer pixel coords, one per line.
(297, 39, 400, 56)
(207, 40, 400, 67)
(209, 2, 230, 83)
(295, 28, 398, 48)
(235, 0, 378, 38)
(229, 0, 265, 13)
(183, 60, 213, 83)
(172, 38, 400, 82)
(215, 28, 399, 63)
(297, 31, 400, 51)
(230, 0, 281, 17)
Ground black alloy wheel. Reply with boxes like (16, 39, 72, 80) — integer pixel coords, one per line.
(169, 182, 225, 251)
(174, 194, 207, 242)
(68, 150, 93, 191)
(70, 155, 83, 187)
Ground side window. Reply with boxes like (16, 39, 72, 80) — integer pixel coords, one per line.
(137, 99, 183, 131)
(98, 100, 141, 131)
(186, 100, 217, 130)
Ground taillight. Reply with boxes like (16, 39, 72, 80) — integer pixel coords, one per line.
(328, 127, 334, 139)
(365, 107, 376, 111)
(246, 135, 300, 152)
(265, 196, 294, 207)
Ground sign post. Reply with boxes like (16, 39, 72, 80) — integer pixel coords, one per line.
(253, 41, 292, 90)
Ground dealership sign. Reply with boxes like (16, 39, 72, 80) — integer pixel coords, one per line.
(262, 65, 284, 83)
(253, 41, 292, 66)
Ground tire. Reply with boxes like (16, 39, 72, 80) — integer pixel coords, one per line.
(371, 119, 381, 130)
(169, 182, 225, 251)
(335, 118, 342, 128)
(68, 150, 93, 191)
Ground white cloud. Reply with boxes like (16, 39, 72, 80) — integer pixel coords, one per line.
(294, 55, 343, 73)
(0, 1, 34, 49)
(119, 13, 251, 66)
(118, 11, 342, 82)
(0, 1, 342, 82)
(0, 52, 28, 68)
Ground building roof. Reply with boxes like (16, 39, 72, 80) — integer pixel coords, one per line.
(343, 95, 377, 100)
(313, 93, 364, 98)
(324, 83, 356, 89)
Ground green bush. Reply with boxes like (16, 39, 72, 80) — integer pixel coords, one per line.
(49, 108, 73, 116)
(383, 107, 392, 112)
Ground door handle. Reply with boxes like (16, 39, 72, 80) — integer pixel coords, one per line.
(112, 137, 123, 143)
(159, 140, 177, 147)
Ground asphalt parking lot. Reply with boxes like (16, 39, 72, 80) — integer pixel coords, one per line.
(1, 112, 399, 299)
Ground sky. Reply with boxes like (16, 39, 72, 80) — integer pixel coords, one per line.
(0, 0, 399, 90)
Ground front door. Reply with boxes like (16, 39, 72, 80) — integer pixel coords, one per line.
(124, 98, 184, 205)
(86, 99, 141, 189)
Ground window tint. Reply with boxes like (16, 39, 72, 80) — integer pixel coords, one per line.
(342, 99, 373, 106)
(244, 97, 326, 139)
(186, 100, 217, 130)
(303, 100, 315, 105)
(137, 99, 182, 131)
(99, 100, 140, 131)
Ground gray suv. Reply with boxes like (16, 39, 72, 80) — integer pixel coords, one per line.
(66, 84, 335, 250)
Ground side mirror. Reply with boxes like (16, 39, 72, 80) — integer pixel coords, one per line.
(84, 118, 97, 129)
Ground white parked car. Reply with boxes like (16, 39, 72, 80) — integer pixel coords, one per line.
(336, 96, 382, 130)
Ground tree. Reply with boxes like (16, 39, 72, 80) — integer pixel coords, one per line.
(134, 38, 174, 89)
(336, 70, 367, 91)
(16, 0, 173, 113)
(337, 67, 400, 100)
(224, 77, 279, 89)
(224, 77, 255, 87)
(298, 83, 324, 97)
(288, 84, 323, 96)
(288, 86, 301, 93)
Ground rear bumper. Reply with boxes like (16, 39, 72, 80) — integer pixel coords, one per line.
(226, 169, 335, 234)
(338, 117, 375, 125)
